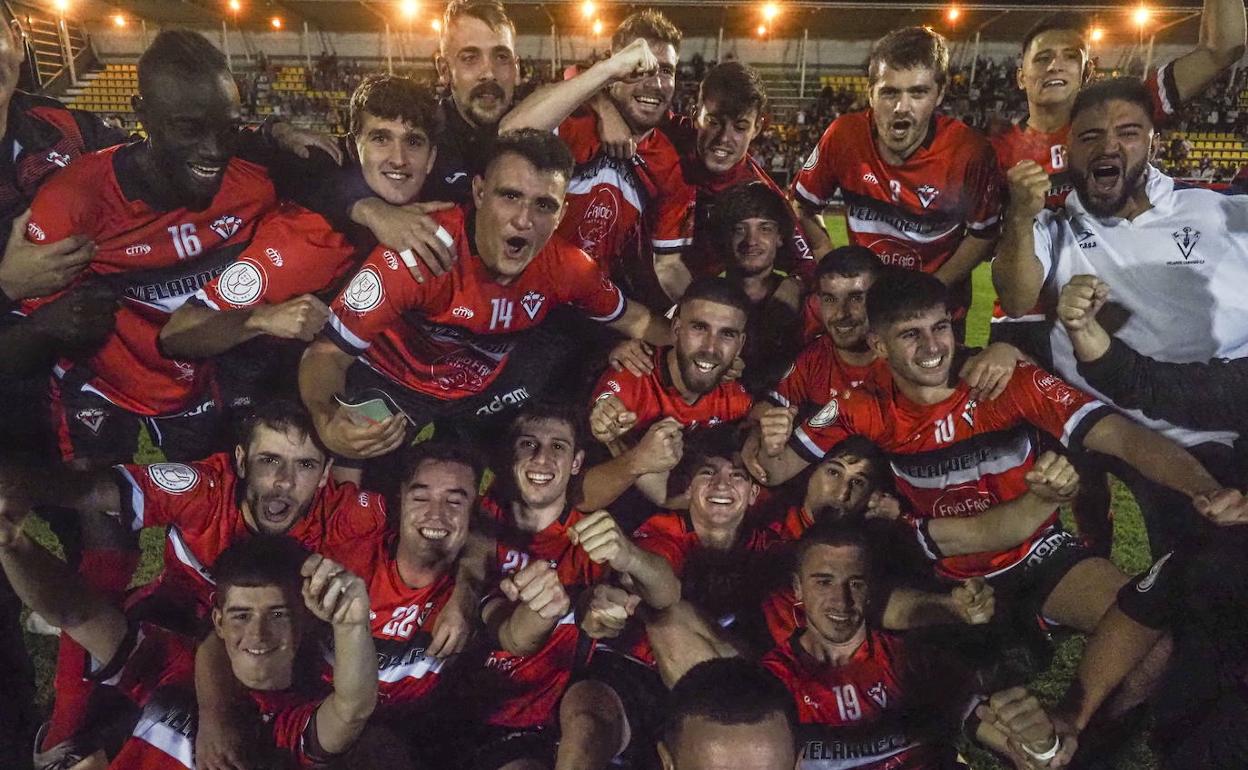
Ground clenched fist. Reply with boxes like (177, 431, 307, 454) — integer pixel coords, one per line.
(1056, 275, 1109, 333)
(1005, 160, 1051, 223)
(1024, 452, 1079, 504)
(501, 560, 571, 621)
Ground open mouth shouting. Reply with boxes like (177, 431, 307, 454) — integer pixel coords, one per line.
(260, 496, 295, 524)
(887, 118, 913, 141)
(503, 235, 530, 260)
(1088, 156, 1124, 196)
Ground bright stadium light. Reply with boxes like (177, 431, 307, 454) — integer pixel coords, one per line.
(432, 18, 442, 32)
(270, 15, 282, 29)
(52, 0, 68, 13)
(762, 3, 779, 22)
(947, 6, 960, 22)
(592, 18, 603, 36)
(1133, 6, 1151, 26)
(112, 13, 126, 27)
(399, 0, 418, 19)
(1090, 26, 1105, 42)
(757, 23, 767, 36)
(228, 0, 241, 12)
(582, 1, 596, 19)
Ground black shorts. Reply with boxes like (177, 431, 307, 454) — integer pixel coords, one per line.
(580, 648, 666, 769)
(984, 527, 1095, 625)
(461, 725, 558, 770)
(48, 371, 223, 466)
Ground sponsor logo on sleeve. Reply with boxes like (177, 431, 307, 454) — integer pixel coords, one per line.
(1032, 369, 1079, 407)
(216, 260, 266, 306)
(26, 221, 45, 241)
(382, 250, 400, 271)
(807, 398, 839, 428)
(344, 267, 385, 313)
(210, 215, 243, 240)
(125, 243, 152, 256)
(452, 306, 475, 319)
(264, 247, 283, 267)
(148, 463, 200, 494)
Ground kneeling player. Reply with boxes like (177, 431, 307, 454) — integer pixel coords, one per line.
(0, 525, 377, 770)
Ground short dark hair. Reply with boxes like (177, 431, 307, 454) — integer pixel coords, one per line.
(612, 9, 682, 51)
(679, 276, 752, 319)
(866, 268, 949, 331)
(699, 62, 768, 121)
(814, 245, 884, 284)
(1021, 13, 1089, 58)
(1071, 77, 1155, 127)
(138, 29, 228, 96)
(212, 535, 309, 609)
(349, 75, 442, 139)
(794, 518, 875, 578)
(398, 441, 485, 494)
(484, 128, 574, 183)
(822, 436, 891, 498)
(508, 400, 588, 456)
(442, 0, 514, 39)
(712, 182, 792, 268)
(664, 659, 798, 752)
(682, 424, 749, 476)
(868, 26, 950, 90)
(236, 399, 324, 457)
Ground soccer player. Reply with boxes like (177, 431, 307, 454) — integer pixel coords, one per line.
(160, 76, 443, 401)
(501, 11, 695, 274)
(0, 523, 378, 770)
(658, 658, 800, 770)
(300, 129, 670, 463)
(791, 26, 1002, 329)
(453, 403, 679, 770)
(993, 77, 1248, 555)
(749, 270, 1228, 637)
(762, 522, 1070, 770)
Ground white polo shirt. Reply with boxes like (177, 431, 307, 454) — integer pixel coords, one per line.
(1034, 165, 1248, 448)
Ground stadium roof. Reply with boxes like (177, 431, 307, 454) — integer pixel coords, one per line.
(31, 1, 1212, 43)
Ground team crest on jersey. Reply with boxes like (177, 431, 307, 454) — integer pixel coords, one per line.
(916, 184, 940, 209)
(1171, 226, 1200, 260)
(867, 681, 888, 708)
(802, 146, 820, 171)
(148, 463, 200, 494)
(45, 150, 71, 167)
(210, 215, 243, 240)
(264, 247, 283, 267)
(216, 260, 266, 306)
(1136, 551, 1174, 593)
(344, 267, 384, 313)
(808, 398, 839, 428)
(521, 291, 546, 320)
(75, 408, 106, 434)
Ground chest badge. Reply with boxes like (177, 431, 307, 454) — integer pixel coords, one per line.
(1171, 226, 1200, 260)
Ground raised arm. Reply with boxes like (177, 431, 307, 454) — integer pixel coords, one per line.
(569, 510, 681, 610)
(1082, 413, 1222, 500)
(1171, 0, 1247, 103)
(484, 560, 571, 657)
(160, 295, 329, 359)
(605, 299, 674, 347)
(991, 161, 1050, 317)
(302, 555, 377, 756)
(500, 38, 659, 133)
(792, 196, 835, 260)
(579, 417, 684, 511)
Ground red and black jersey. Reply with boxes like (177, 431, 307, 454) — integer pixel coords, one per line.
(768, 336, 890, 413)
(461, 497, 606, 729)
(0, 90, 126, 242)
(792, 112, 1002, 315)
(654, 115, 814, 280)
(91, 623, 330, 770)
(17, 143, 276, 415)
(321, 530, 457, 711)
(762, 630, 955, 770)
(325, 205, 626, 400)
(114, 453, 385, 623)
(790, 363, 1112, 579)
(192, 202, 356, 312)
(555, 110, 694, 270)
(590, 346, 753, 437)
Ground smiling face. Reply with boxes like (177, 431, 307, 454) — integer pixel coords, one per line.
(868, 65, 943, 163)
(137, 69, 242, 208)
(608, 39, 678, 133)
(1069, 98, 1153, 218)
(398, 459, 475, 568)
(511, 417, 584, 509)
(687, 455, 759, 533)
(695, 99, 764, 175)
(212, 583, 301, 691)
(235, 426, 329, 537)
(437, 15, 518, 128)
(472, 152, 567, 283)
(673, 299, 747, 395)
(1018, 29, 1089, 110)
(729, 217, 782, 278)
(816, 273, 872, 353)
(794, 543, 870, 644)
(354, 111, 436, 205)
(870, 305, 955, 389)
(804, 456, 875, 520)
